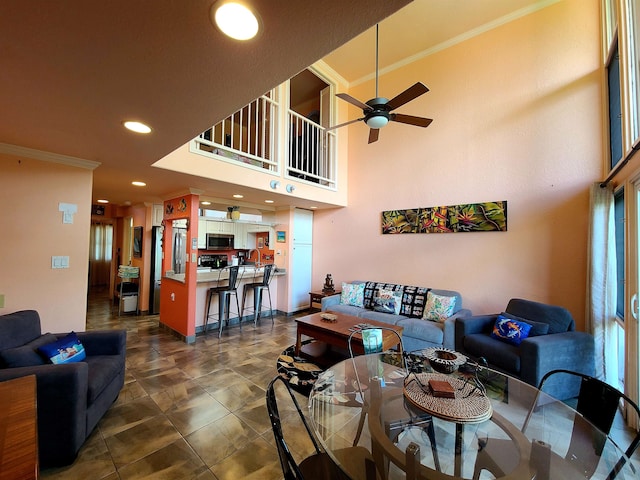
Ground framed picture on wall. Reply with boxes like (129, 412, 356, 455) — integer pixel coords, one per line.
(257, 237, 264, 249)
(133, 226, 143, 258)
(276, 231, 286, 243)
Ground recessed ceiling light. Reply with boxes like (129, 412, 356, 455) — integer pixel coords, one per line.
(233, 194, 244, 199)
(212, 1, 260, 40)
(264, 200, 274, 204)
(310, 206, 318, 209)
(201, 201, 212, 206)
(97, 199, 109, 204)
(131, 181, 146, 187)
(123, 121, 152, 134)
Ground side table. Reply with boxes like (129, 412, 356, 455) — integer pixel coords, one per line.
(309, 290, 340, 312)
(0, 375, 39, 479)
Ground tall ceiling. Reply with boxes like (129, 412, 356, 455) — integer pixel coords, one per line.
(0, 0, 552, 210)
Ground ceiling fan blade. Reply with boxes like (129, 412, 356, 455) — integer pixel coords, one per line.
(391, 113, 433, 128)
(336, 93, 371, 111)
(386, 82, 429, 111)
(325, 117, 364, 131)
(368, 128, 380, 144)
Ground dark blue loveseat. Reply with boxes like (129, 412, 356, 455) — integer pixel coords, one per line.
(0, 310, 126, 467)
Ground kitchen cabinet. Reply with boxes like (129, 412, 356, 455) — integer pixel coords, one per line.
(197, 219, 207, 249)
(234, 222, 248, 249)
(152, 204, 164, 226)
(207, 220, 234, 234)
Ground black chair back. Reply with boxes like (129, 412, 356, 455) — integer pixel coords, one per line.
(524, 369, 640, 480)
(261, 263, 275, 286)
(266, 376, 321, 480)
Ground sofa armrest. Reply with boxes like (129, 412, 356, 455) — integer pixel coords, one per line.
(519, 331, 595, 395)
(76, 329, 126, 356)
(0, 363, 89, 465)
(321, 294, 341, 311)
(454, 314, 497, 351)
(441, 309, 472, 350)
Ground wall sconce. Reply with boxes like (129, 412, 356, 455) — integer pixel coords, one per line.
(270, 180, 280, 189)
(286, 184, 296, 193)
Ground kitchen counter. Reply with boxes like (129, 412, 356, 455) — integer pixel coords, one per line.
(164, 265, 285, 284)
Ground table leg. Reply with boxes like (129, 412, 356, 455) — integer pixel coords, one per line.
(295, 328, 302, 356)
(454, 423, 463, 477)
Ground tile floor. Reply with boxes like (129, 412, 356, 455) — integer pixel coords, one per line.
(38, 288, 640, 479)
(40, 288, 312, 480)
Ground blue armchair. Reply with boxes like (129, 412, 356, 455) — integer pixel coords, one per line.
(455, 298, 595, 400)
(0, 310, 126, 467)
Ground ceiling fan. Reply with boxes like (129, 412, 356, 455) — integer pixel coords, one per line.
(328, 24, 433, 144)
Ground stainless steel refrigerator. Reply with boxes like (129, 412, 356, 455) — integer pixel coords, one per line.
(149, 226, 163, 314)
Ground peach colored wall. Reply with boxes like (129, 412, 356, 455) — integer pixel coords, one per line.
(0, 155, 93, 332)
(313, 0, 602, 329)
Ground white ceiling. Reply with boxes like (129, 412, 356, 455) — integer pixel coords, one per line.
(0, 0, 553, 211)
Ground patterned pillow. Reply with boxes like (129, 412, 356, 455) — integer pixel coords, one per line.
(490, 315, 532, 346)
(363, 282, 402, 309)
(340, 282, 365, 307)
(373, 288, 402, 315)
(400, 285, 429, 318)
(37, 332, 87, 364)
(422, 291, 457, 322)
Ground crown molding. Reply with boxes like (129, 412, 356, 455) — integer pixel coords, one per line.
(0, 142, 101, 170)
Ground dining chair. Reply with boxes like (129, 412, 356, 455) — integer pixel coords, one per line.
(347, 327, 440, 471)
(473, 368, 640, 480)
(240, 263, 275, 326)
(266, 375, 378, 480)
(204, 265, 244, 337)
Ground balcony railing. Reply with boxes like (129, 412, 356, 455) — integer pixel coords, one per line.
(287, 110, 336, 188)
(193, 89, 337, 189)
(194, 91, 279, 172)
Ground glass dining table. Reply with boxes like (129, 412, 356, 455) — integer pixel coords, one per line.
(308, 352, 637, 480)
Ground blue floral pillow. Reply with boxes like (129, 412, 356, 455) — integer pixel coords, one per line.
(491, 315, 532, 346)
(422, 291, 457, 322)
(340, 282, 365, 307)
(37, 332, 86, 364)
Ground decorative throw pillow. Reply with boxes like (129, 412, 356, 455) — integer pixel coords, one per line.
(37, 332, 86, 364)
(340, 282, 365, 307)
(373, 288, 403, 315)
(422, 291, 457, 322)
(500, 312, 549, 337)
(491, 315, 532, 346)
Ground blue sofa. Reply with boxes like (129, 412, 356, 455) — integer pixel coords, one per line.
(0, 310, 126, 467)
(321, 280, 471, 352)
(455, 298, 595, 400)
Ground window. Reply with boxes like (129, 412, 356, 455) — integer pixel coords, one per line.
(615, 187, 625, 318)
(608, 42, 623, 169)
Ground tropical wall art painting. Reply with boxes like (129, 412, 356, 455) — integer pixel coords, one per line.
(381, 201, 507, 234)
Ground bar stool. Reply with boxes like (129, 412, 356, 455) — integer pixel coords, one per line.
(241, 263, 275, 326)
(204, 265, 244, 337)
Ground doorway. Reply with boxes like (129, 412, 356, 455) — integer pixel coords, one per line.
(89, 221, 114, 288)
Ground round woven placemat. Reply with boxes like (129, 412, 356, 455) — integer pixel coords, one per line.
(403, 372, 492, 424)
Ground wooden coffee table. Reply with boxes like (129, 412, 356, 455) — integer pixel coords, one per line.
(295, 311, 403, 360)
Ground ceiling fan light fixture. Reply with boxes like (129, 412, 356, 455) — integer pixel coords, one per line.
(212, 1, 260, 41)
(365, 115, 389, 129)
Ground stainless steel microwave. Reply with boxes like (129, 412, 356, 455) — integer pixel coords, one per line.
(206, 233, 234, 250)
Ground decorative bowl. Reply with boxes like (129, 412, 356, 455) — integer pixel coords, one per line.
(424, 348, 467, 374)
